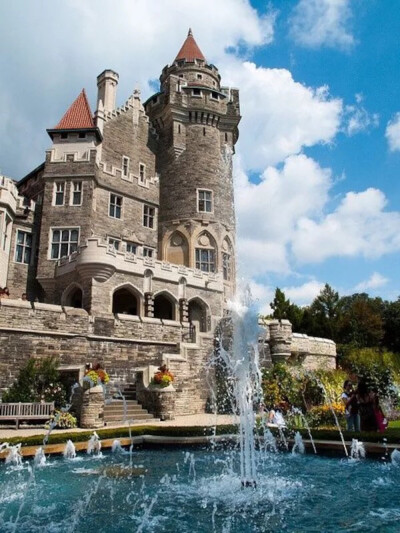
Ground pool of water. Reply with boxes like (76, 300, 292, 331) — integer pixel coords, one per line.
(1, 446, 400, 532)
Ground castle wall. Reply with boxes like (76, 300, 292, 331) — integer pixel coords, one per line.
(0, 299, 214, 416)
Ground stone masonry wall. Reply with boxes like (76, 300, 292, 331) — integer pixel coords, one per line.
(0, 299, 214, 416)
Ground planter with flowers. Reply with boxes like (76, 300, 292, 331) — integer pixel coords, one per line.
(80, 365, 110, 428)
(138, 366, 176, 420)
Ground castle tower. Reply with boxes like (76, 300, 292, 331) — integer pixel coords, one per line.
(144, 29, 240, 303)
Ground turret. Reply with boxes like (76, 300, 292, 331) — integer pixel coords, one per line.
(144, 30, 240, 303)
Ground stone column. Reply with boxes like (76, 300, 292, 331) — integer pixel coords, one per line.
(269, 319, 292, 364)
(80, 384, 105, 428)
(137, 385, 176, 420)
(179, 298, 188, 322)
(145, 292, 154, 318)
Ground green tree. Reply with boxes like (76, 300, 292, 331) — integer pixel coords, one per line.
(309, 283, 341, 340)
(270, 288, 291, 320)
(338, 293, 384, 348)
(383, 297, 400, 353)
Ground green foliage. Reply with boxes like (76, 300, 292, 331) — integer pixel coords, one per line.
(340, 347, 399, 400)
(307, 402, 346, 429)
(2, 357, 66, 408)
(46, 410, 77, 429)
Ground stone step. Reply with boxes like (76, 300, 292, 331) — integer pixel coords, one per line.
(104, 407, 145, 415)
(104, 413, 153, 422)
(109, 400, 138, 405)
(104, 417, 158, 426)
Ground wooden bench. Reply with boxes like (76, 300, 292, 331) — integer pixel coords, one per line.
(0, 402, 55, 429)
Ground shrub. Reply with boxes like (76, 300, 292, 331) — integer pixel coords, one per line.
(46, 411, 77, 429)
(2, 357, 66, 408)
(307, 402, 345, 429)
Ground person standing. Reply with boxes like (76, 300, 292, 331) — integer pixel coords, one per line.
(342, 380, 360, 432)
(355, 380, 378, 432)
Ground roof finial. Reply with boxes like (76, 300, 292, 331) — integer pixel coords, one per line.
(188, 28, 193, 36)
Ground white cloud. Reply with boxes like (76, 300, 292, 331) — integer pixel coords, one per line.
(385, 113, 400, 152)
(292, 188, 400, 263)
(289, 0, 355, 49)
(354, 272, 389, 292)
(343, 95, 379, 136)
(0, 0, 275, 178)
(236, 154, 332, 276)
(224, 61, 342, 170)
(284, 280, 325, 306)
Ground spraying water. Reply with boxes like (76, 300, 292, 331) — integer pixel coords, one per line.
(292, 407, 317, 454)
(391, 449, 400, 465)
(318, 381, 348, 457)
(350, 439, 366, 460)
(217, 288, 263, 487)
(87, 432, 102, 455)
(292, 432, 305, 455)
(34, 447, 46, 467)
(64, 440, 76, 459)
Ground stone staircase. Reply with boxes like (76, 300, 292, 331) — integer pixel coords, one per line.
(104, 383, 156, 425)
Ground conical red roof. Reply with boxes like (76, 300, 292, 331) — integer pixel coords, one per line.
(175, 29, 205, 62)
(54, 89, 95, 130)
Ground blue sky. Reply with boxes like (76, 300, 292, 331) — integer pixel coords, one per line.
(0, 0, 399, 310)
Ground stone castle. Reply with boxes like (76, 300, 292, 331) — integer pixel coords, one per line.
(0, 31, 335, 418)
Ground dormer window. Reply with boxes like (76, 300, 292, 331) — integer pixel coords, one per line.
(78, 132, 86, 139)
(122, 156, 129, 178)
(61, 133, 68, 140)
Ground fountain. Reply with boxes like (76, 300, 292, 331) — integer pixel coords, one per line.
(87, 432, 102, 455)
(390, 449, 400, 465)
(3, 443, 23, 467)
(350, 439, 366, 460)
(63, 439, 77, 459)
(33, 447, 46, 467)
(292, 432, 305, 455)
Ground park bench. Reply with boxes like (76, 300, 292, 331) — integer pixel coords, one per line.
(0, 402, 55, 429)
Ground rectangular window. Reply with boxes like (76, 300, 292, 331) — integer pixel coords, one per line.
(109, 194, 122, 219)
(50, 228, 79, 259)
(143, 247, 154, 258)
(223, 252, 231, 281)
(139, 163, 145, 183)
(54, 182, 65, 206)
(122, 156, 129, 178)
(211, 91, 219, 100)
(192, 88, 201, 96)
(108, 237, 120, 251)
(143, 205, 155, 228)
(126, 242, 137, 254)
(195, 249, 215, 273)
(15, 230, 32, 264)
(198, 190, 212, 213)
(71, 181, 82, 205)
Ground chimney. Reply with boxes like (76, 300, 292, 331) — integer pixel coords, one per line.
(96, 69, 119, 115)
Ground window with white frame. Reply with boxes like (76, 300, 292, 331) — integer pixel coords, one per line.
(139, 163, 145, 183)
(143, 205, 155, 228)
(197, 190, 212, 213)
(71, 181, 82, 205)
(195, 248, 215, 272)
(108, 237, 121, 251)
(15, 230, 32, 264)
(143, 247, 154, 258)
(54, 182, 65, 206)
(125, 242, 137, 254)
(122, 156, 129, 178)
(50, 228, 79, 259)
(109, 194, 122, 219)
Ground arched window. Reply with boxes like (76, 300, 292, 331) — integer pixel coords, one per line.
(166, 231, 189, 266)
(154, 293, 175, 320)
(188, 298, 209, 332)
(62, 284, 83, 308)
(195, 232, 217, 273)
(112, 287, 139, 315)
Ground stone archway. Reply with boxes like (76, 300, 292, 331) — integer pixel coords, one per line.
(154, 292, 176, 320)
(188, 298, 209, 332)
(166, 231, 189, 266)
(112, 287, 139, 316)
(62, 284, 83, 308)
